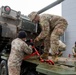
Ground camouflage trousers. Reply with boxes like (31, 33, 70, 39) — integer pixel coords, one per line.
(8, 66, 20, 75)
(44, 19, 68, 55)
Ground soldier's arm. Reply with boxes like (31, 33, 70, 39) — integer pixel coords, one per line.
(37, 19, 50, 40)
(23, 42, 33, 54)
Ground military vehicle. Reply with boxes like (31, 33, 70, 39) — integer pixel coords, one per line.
(0, 0, 76, 75)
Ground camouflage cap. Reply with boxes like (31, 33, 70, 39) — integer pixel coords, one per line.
(28, 12, 37, 21)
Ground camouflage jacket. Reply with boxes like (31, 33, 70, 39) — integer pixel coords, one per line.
(8, 38, 33, 66)
(37, 14, 68, 40)
(72, 46, 76, 54)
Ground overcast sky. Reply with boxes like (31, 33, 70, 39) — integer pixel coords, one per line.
(0, 0, 62, 16)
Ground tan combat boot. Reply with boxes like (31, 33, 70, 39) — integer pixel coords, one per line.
(40, 53, 49, 59)
(52, 55, 58, 63)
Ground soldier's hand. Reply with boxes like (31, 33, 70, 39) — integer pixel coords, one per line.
(34, 38, 39, 43)
(29, 45, 32, 49)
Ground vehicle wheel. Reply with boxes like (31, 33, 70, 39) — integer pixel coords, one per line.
(0, 60, 8, 75)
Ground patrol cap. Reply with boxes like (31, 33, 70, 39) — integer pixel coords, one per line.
(18, 31, 27, 38)
(28, 12, 37, 21)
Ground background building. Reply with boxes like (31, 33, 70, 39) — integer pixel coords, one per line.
(62, 0, 76, 57)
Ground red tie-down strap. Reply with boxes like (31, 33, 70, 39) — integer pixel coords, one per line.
(23, 39, 54, 65)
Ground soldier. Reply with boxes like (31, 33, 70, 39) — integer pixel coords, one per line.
(8, 31, 33, 75)
(28, 12, 68, 61)
(72, 42, 76, 57)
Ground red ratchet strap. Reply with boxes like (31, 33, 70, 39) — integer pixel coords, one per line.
(23, 40, 54, 65)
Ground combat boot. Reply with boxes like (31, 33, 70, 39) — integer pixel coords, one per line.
(52, 55, 58, 63)
(40, 52, 49, 59)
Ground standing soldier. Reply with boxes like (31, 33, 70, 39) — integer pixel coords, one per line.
(28, 12, 68, 62)
(8, 31, 33, 75)
(72, 42, 76, 57)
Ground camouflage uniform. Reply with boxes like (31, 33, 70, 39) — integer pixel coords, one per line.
(36, 14, 68, 55)
(72, 46, 76, 53)
(8, 38, 32, 75)
(59, 40, 66, 51)
(72, 46, 76, 57)
(49, 40, 66, 53)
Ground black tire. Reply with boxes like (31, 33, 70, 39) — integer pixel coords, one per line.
(0, 60, 8, 75)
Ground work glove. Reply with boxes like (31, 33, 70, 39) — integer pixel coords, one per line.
(34, 38, 39, 43)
